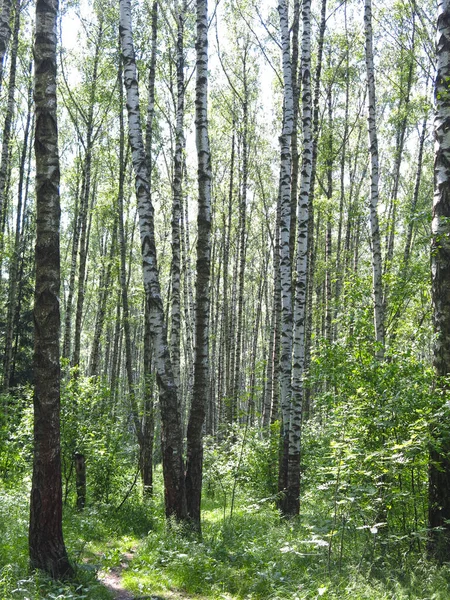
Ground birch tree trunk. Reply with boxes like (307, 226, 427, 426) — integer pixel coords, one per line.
(120, 0, 186, 520)
(170, 0, 187, 391)
(276, 0, 294, 503)
(428, 0, 450, 562)
(304, 0, 326, 419)
(233, 64, 249, 420)
(185, 0, 212, 529)
(364, 0, 385, 359)
(285, 0, 313, 517)
(29, 0, 72, 577)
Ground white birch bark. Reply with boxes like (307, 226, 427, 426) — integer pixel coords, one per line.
(170, 0, 186, 392)
(364, 0, 385, 359)
(185, 0, 212, 529)
(287, 0, 312, 516)
(120, 0, 186, 520)
(429, 0, 450, 560)
(277, 0, 294, 501)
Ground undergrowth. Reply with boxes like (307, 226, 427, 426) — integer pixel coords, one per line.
(1, 402, 449, 599)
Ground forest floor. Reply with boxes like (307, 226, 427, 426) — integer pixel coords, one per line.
(98, 547, 211, 600)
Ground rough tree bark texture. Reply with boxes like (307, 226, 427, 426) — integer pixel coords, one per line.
(364, 0, 385, 359)
(171, 1, 186, 392)
(286, 0, 313, 517)
(277, 0, 294, 504)
(120, 0, 186, 520)
(429, 0, 450, 563)
(29, 0, 72, 578)
(185, 0, 212, 529)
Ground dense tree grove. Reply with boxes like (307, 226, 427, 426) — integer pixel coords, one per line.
(0, 0, 448, 597)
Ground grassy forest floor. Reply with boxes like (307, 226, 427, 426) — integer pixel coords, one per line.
(2, 473, 450, 600)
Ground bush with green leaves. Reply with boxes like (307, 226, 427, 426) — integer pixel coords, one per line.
(61, 372, 138, 506)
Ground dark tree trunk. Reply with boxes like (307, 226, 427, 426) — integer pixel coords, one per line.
(29, 0, 72, 578)
(185, 0, 212, 530)
(74, 453, 86, 510)
(428, 0, 450, 562)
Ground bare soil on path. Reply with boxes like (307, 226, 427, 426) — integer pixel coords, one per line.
(99, 549, 210, 600)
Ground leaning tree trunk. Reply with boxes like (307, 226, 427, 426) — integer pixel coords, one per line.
(364, 0, 385, 359)
(120, 0, 186, 520)
(185, 0, 212, 530)
(29, 0, 72, 578)
(428, 0, 450, 563)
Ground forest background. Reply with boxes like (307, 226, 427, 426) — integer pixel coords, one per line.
(0, 0, 446, 597)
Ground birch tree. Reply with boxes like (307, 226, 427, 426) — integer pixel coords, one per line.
(185, 0, 212, 529)
(429, 0, 450, 562)
(285, 0, 313, 516)
(29, 0, 72, 577)
(120, 0, 187, 520)
(277, 0, 294, 501)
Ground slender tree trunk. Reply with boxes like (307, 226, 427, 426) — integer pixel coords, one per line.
(72, 22, 103, 370)
(62, 163, 81, 361)
(304, 0, 327, 420)
(0, 0, 20, 281)
(325, 85, 333, 344)
(364, 0, 385, 359)
(233, 72, 249, 419)
(0, 0, 12, 92)
(3, 63, 32, 391)
(120, 0, 186, 520)
(141, 302, 155, 498)
(428, 0, 450, 562)
(170, 1, 186, 391)
(289, 0, 300, 264)
(403, 112, 428, 269)
(29, 0, 72, 577)
(185, 0, 212, 529)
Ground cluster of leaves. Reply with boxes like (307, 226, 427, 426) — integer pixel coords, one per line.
(60, 371, 139, 506)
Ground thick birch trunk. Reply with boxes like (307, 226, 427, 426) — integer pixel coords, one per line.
(277, 0, 294, 504)
(185, 0, 212, 529)
(429, 0, 450, 562)
(29, 0, 72, 578)
(285, 0, 313, 517)
(120, 0, 186, 520)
